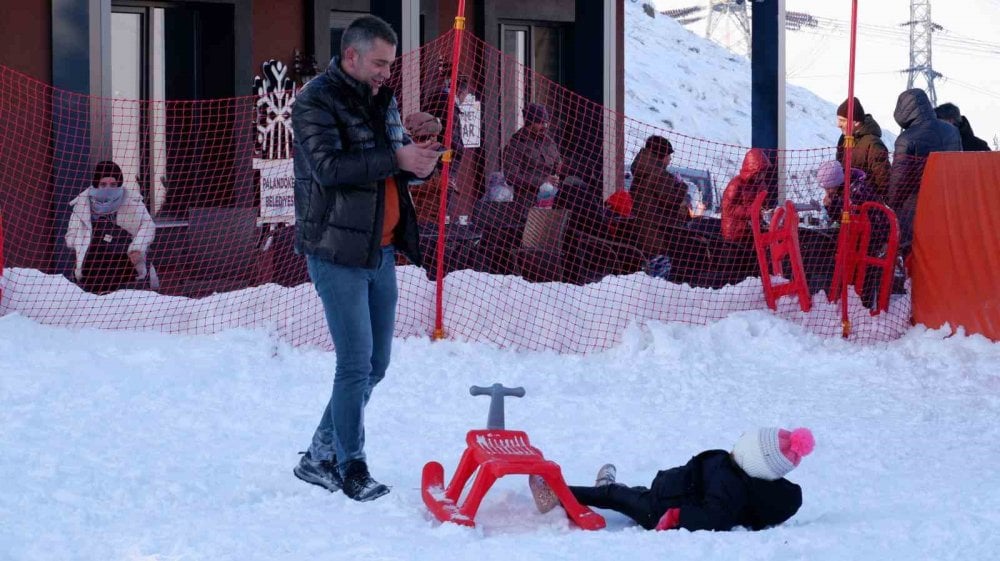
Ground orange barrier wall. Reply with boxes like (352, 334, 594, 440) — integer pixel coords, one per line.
(912, 152, 1000, 341)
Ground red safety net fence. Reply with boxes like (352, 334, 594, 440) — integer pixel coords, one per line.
(0, 30, 917, 353)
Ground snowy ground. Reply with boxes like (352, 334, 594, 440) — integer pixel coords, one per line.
(2, 311, 998, 561)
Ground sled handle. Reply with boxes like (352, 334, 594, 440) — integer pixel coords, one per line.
(470, 383, 525, 429)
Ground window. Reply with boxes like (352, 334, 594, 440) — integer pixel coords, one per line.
(330, 10, 369, 61)
(111, 6, 166, 215)
(500, 24, 529, 142)
(109, 2, 237, 218)
(499, 22, 566, 144)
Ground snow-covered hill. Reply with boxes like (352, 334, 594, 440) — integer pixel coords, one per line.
(625, 1, 853, 150)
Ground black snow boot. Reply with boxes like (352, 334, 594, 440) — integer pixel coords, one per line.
(342, 460, 390, 502)
(293, 451, 343, 493)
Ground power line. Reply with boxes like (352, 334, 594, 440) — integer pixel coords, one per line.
(800, 15, 1000, 57)
(790, 70, 904, 80)
(944, 77, 1000, 101)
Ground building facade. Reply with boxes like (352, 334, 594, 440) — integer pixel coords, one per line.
(0, 0, 624, 278)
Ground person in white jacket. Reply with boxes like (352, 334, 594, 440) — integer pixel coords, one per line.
(65, 160, 157, 293)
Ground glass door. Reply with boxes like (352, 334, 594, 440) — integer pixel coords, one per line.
(500, 24, 528, 145)
(110, 6, 166, 215)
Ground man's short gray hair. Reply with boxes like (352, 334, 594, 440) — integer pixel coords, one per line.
(341, 15, 398, 59)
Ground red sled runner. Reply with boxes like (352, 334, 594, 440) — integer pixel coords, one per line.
(421, 384, 605, 531)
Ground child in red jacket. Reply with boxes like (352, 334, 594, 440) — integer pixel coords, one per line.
(530, 427, 815, 532)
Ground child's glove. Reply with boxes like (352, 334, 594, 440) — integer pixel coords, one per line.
(655, 508, 681, 531)
(404, 112, 442, 139)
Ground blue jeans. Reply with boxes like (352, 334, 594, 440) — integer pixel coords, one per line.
(305, 246, 398, 474)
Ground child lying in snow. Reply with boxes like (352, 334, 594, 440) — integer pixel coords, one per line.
(530, 427, 815, 531)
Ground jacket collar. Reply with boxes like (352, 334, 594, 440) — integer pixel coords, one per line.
(327, 56, 396, 112)
(326, 57, 373, 100)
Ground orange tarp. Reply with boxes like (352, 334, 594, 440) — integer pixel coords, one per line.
(911, 152, 1000, 341)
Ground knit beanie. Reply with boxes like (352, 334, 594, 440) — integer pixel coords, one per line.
(836, 97, 865, 120)
(732, 427, 815, 480)
(606, 190, 633, 217)
(816, 161, 845, 189)
(93, 160, 124, 187)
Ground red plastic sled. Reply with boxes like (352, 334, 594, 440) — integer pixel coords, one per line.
(422, 429, 606, 530)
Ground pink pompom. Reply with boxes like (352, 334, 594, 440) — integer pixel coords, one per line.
(788, 428, 815, 457)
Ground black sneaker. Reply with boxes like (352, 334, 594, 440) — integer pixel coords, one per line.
(293, 451, 343, 493)
(342, 460, 390, 502)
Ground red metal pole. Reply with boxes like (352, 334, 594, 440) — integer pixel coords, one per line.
(835, 0, 860, 339)
(432, 0, 468, 340)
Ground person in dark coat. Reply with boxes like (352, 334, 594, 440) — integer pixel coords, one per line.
(502, 103, 563, 217)
(290, 15, 442, 502)
(935, 103, 991, 152)
(553, 175, 608, 238)
(554, 175, 612, 284)
(530, 427, 815, 532)
(888, 89, 962, 248)
(835, 97, 891, 202)
(630, 135, 689, 257)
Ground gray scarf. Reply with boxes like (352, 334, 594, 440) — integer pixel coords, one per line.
(90, 187, 125, 218)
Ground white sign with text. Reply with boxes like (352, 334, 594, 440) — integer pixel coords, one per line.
(459, 98, 481, 148)
(254, 158, 295, 224)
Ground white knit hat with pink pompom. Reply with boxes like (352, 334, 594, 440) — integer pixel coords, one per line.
(732, 427, 815, 481)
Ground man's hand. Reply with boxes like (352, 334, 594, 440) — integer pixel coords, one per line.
(396, 140, 443, 178)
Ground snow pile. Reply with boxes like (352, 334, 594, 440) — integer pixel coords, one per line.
(0, 266, 911, 352)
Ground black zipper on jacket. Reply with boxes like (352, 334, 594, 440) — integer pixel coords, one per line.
(368, 95, 390, 269)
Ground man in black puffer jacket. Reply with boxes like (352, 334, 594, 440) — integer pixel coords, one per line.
(291, 15, 443, 503)
(530, 427, 814, 532)
(888, 89, 962, 248)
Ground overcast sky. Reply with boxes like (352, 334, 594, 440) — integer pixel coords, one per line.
(650, 0, 1000, 148)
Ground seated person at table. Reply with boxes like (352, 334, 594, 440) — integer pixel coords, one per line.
(630, 136, 689, 257)
(65, 160, 156, 294)
(816, 160, 889, 306)
(721, 148, 773, 242)
(816, 160, 882, 225)
(554, 176, 615, 284)
(554, 176, 608, 238)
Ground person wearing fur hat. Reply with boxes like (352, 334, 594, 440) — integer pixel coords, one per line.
(530, 427, 815, 532)
(835, 97, 891, 203)
(65, 160, 157, 294)
(501, 102, 563, 217)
